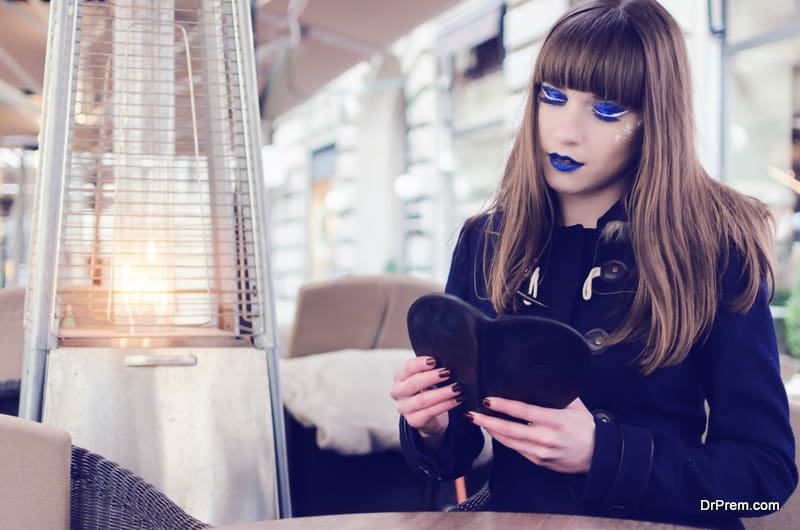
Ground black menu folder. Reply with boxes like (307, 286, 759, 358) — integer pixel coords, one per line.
(407, 293, 591, 419)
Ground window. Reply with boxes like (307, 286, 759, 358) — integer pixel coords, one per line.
(728, 0, 798, 43)
(309, 144, 339, 280)
(728, 36, 800, 293)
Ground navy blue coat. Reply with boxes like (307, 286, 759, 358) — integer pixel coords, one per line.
(400, 202, 797, 528)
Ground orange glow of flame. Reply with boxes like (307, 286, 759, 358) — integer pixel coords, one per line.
(113, 239, 172, 327)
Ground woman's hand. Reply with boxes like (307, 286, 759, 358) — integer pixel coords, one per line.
(390, 356, 463, 445)
(467, 397, 595, 474)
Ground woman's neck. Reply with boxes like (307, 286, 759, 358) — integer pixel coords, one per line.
(556, 188, 623, 228)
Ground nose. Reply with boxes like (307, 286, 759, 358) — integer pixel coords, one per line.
(553, 105, 584, 145)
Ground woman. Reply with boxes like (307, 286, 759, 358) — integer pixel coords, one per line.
(390, 0, 798, 528)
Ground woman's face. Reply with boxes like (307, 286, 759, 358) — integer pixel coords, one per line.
(536, 83, 642, 204)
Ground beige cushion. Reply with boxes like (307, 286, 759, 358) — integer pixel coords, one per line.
(280, 348, 414, 454)
(0, 287, 25, 381)
(285, 274, 441, 358)
(0, 413, 71, 530)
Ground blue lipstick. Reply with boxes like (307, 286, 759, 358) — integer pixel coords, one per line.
(548, 153, 584, 172)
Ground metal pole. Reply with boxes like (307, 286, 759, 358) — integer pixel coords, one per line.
(707, 0, 727, 180)
(20, 0, 79, 420)
(234, 0, 292, 517)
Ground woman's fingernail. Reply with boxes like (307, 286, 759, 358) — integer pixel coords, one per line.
(455, 395, 465, 404)
(438, 368, 451, 379)
(464, 412, 474, 422)
(482, 398, 491, 409)
(425, 357, 436, 367)
(451, 383, 462, 394)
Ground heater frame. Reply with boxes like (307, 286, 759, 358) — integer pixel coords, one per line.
(20, 0, 291, 523)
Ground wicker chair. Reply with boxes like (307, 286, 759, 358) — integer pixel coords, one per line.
(70, 446, 212, 530)
(448, 482, 491, 512)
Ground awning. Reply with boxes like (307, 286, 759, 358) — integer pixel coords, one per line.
(255, 0, 460, 119)
(0, 0, 460, 144)
(0, 0, 47, 144)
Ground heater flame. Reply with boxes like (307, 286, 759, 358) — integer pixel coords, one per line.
(112, 238, 173, 330)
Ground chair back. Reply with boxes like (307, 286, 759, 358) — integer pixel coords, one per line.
(0, 413, 71, 530)
(0, 287, 25, 381)
(0, 287, 25, 414)
(285, 274, 441, 358)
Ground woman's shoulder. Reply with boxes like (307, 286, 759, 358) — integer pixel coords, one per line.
(447, 212, 499, 284)
(460, 211, 501, 240)
(449, 213, 501, 266)
(715, 239, 771, 309)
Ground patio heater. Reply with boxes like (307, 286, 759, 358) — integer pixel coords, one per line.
(19, 0, 290, 525)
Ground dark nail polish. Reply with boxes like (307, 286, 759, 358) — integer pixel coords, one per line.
(455, 395, 465, 404)
(438, 368, 451, 379)
(451, 383, 462, 394)
(425, 357, 436, 367)
(482, 398, 491, 409)
(464, 412, 474, 422)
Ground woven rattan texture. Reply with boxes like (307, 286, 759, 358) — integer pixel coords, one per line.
(70, 446, 212, 530)
(448, 483, 491, 512)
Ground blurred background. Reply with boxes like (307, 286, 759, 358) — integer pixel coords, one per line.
(0, 0, 798, 350)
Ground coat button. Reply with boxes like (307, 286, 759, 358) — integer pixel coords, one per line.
(600, 260, 628, 282)
(584, 328, 610, 354)
(593, 409, 615, 424)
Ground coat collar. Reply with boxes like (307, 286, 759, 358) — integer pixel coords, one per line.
(596, 198, 629, 226)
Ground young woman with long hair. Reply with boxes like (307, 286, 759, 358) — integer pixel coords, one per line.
(390, 0, 797, 527)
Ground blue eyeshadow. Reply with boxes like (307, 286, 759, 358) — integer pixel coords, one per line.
(592, 101, 628, 122)
(540, 85, 567, 105)
(538, 84, 630, 123)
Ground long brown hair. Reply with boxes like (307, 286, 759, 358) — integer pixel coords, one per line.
(472, 0, 774, 374)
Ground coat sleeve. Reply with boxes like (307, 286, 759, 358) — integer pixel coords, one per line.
(399, 221, 486, 481)
(580, 275, 798, 522)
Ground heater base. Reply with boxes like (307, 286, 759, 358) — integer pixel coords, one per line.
(42, 346, 280, 526)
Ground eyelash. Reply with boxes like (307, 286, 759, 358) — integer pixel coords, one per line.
(539, 86, 567, 106)
(539, 86, 628, 123)
(593, 102, 628, 122)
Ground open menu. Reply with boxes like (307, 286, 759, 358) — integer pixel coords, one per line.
(407, 293, 591, 419)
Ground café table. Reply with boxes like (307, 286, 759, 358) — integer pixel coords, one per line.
(219, 511, 698, 530)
